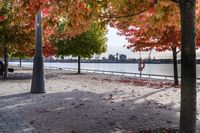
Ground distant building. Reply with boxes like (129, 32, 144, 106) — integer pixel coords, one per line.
(102, 57, 106, 61)
(108, 54, 115, 61)
(94, 55, 100, 60)
(119, 54, 127, 61)
(116, 53, 119, 61)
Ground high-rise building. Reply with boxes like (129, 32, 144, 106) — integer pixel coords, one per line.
(102, 57, 106, 61)
(119, 54, 127, 61)
(108, 54, 115, 61)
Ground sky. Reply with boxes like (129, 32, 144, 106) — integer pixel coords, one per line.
(101, 27, 173, 59)
(101, 27, 200, 60)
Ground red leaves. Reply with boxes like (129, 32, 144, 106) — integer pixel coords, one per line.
(10, 0, 93, 57)
(43, 42, 55, 57)
(149, 0, 156, 4)
(117, 21, 181, 52)
(42, 8, 50, 18)
(115, 78, 179, 89)
(0, 15, 5, 21)
(110, 0, 184, 53)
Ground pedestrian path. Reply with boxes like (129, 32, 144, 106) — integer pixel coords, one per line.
(0, 68, 199, 133)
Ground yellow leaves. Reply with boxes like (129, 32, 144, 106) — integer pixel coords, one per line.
(0, 0, 3, 9)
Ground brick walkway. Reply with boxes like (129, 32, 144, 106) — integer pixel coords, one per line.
(0, 68, 199, 133)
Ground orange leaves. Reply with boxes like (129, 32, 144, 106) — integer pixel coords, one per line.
(111, 0, 183, 53)
(151, 0, 180, 29)
(196, 0, 200, 45)
(10, 0, 93, 57)
(148, 7, 156, 14)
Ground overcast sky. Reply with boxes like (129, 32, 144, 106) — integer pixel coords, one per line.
(101, 27, 200, 59)
(101, 27, 173, 59)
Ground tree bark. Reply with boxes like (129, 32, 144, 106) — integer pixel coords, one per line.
(3, 47, 8, 79)
(180, 1, 196, 133)
(78, 56, 81, 74)
(172, 47, 179, 85)
(31, 11, 45, 93)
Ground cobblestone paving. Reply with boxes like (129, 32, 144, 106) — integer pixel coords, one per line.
(0, 68, 199, 133)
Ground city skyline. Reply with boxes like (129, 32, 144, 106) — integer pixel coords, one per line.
(102, 27, 200, 59)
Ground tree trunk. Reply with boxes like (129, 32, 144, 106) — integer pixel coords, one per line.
(3, 47, 8, 79)
(172, 47, 179, 85)
(31, 11, 45, 93)
(19, 57, 22, 67)
(180, 1, 196, 133)
(78, 56, 81, 74)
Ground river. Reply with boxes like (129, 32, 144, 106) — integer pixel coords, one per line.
(10, 61, 199, 78)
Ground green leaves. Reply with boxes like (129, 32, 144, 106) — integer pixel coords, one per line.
(52, 23, 107, 59)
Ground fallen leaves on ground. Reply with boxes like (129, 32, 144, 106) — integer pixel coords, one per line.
(98, 77, 180, 89)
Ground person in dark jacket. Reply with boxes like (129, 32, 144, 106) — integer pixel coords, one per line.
(0, 60, 4, 75)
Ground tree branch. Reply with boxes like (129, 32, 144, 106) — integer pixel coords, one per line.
(176, 49, 181, 54)
(101, 0, 158, 19)
(170, 0, 179, 4)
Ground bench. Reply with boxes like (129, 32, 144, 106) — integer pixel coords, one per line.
(0, 60, 14, 76)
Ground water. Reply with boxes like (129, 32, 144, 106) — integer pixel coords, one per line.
(9, 61, 185, 77)
(10, 61, 200, 78)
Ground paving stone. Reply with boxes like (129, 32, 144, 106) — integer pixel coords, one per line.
(0, 69, 199, 132)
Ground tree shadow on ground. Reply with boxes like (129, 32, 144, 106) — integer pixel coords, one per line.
(0, 89, 188, 133)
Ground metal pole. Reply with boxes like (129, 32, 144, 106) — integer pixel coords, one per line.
(3, 47, 8, 79)
(31, 11, 45, 93)
(139, 51, 142, 78)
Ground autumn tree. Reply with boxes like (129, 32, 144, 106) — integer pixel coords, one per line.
(148, 1, 198, 132)
(179, 0, 197, 132)
(0, 2, 11, 79)
(112, 0, 183, 86)
(109, 0, 198, 132)
(0, 0, 155, 88)
(1, 0, 198, 131)
(0, 2, 35, 78)
(0, 1, 56, 78)
(118, 12, 200, 86)
(52, 23, 107, 74)
(9, 0, 98, 92)
(118, 26, 181, 85)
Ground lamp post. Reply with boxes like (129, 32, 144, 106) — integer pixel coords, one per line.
(31, 10, 45, 93)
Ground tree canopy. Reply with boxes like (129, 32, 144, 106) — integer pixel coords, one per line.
(0, 0, 198, 132)
(0, 2, 34, 57)
(52, 23, 107, 59)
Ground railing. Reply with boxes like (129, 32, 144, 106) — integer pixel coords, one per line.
(10, 62, 200, 82)
(46, 66, 200, 81)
